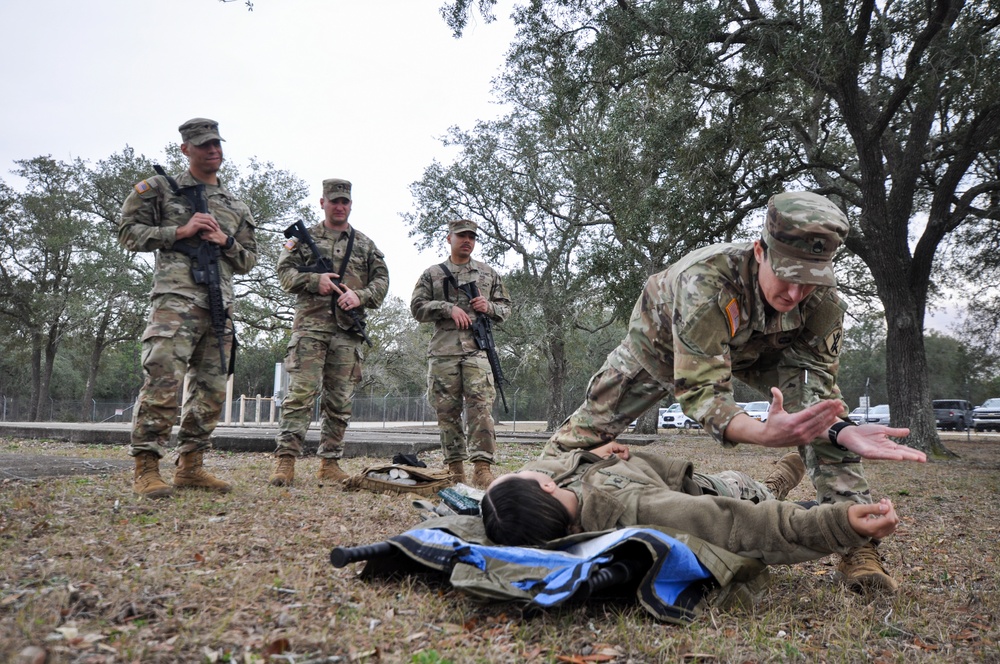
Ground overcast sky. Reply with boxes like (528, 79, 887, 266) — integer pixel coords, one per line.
(1, 0, 964, 333)
(0, 0, 515, 302)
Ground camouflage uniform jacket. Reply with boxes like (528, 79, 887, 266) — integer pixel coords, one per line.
(118, 170, 257, 308)
(523, 448, 868, 564)
(621, 242, 849, 445)
(410, 258, 511, 357)
(277, 222, 389, 336)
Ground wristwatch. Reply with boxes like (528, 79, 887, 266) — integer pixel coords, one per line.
(224, 236, 235, 250)
(828, 420, 856, 451)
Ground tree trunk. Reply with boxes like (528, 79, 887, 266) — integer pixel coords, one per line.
(37, 323, 59, 422)
(545, 328, 567, 431)
(871, 261, 956, 457)
(81, 307, 113, 421)
(29, 333, 42, 422)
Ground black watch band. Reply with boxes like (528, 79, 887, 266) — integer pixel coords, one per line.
(224, 236, 235, 250)
(828, 420, 855, 451)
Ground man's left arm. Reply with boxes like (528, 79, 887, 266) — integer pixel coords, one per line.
(354, 243, 389, 309)
(222, 209, 257, 275)
(485, 269, 511, 322)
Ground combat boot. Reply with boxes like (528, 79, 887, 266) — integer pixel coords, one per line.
(472, 461, 496, 489)
(173, 451, 232, 493)
(447, 460, 466, 484)
(763, 452, 806, 500)
(317, 458, 349, 483)
(132, 452, 174, 499)
(269, 455, 296, 487)
(837, 541, 899, 594)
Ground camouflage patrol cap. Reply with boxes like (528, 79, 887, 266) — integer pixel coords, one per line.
(323, 178, 352, 201)
(178, 118, 224, 146)
(762, 192, 849, 286)
(448, 219, 478, 235)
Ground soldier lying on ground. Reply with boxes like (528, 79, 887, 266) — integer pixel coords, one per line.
(482, 442, 899, 567)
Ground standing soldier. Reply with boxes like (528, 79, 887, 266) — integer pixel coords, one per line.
(545, 192, 926, 593)
(411, 219, 511, 488)
(268, 179, 389, 486)
(118, 118, 257, 499)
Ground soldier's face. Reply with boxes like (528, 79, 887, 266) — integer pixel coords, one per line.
(754, 241, 816, 312)
(182, 139, 223, 176)
(448, 231, 477, 261)
(322, 197, 352, 226)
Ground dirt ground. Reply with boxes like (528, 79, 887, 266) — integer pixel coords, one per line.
(0, 432, 997, 663)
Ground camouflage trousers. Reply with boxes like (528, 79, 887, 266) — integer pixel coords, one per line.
(693, 470, 776, 502)
(427, 353, 497, 464)
(275, 331, 363, 459)
(548, 346, 871, 506)
(130, 295, 232, 459)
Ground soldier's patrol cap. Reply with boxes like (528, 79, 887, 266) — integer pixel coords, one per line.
(323, 178, 352, 201)
(448, 219, 478, 235)
(762, 191, 849, 287)
(178, 118, 224, 146)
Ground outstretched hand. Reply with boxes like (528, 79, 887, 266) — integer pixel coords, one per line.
(754, 387, 843, 447)
(847, 498, 899, 539)
(837, 423, 926, 462)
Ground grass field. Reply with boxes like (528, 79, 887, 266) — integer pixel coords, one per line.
(1, 432, 997, 663)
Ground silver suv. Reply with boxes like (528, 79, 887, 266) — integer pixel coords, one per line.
(973, 398, 1000, 432)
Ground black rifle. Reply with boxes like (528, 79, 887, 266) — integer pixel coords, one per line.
(456, 281, 508, 413)
(153, 165, 233, 374)
(283, 220, 372, 347)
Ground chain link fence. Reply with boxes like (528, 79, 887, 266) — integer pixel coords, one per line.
(2, 392, 550, 428)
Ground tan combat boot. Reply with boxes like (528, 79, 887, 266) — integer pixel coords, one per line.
(837, 542, 899, 594)
(472, 461, 496, 489)
(173, 451, 232, 493)
(447, 460, 466, 484)
(317, 458, 349, 483)
(269, 455, 296, 487)
(132, 452, 174, 499)
(763, 452, 806, 500)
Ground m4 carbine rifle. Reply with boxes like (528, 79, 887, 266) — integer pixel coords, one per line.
(283, 220, 372, 347)
(455, 281, 508, 413)
(153, 165, 233, 374)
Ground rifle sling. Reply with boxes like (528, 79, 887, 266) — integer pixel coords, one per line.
(336, 228, 356, 286)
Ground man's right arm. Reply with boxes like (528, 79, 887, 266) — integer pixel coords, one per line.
(118, 178, 178, 252)
(410, 269, 452, 322)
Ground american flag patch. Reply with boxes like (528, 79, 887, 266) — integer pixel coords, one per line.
(724, 298, 740, 336)
(134, 180, 151, 194)
(283, 237, 298, 251)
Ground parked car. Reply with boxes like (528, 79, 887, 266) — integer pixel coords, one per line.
(973, 398, 1000, 432)
(848, 407, 868, 425)
(744, 401, 770, 422)
(659, 403, 700, 429)
(932, 399, 974, 431)
(864, 404, 891, 425)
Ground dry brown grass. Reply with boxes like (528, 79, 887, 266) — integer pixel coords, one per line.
(1, 432, 998, 663)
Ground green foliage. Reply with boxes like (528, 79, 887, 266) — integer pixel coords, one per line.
(411, 651, 454, 664)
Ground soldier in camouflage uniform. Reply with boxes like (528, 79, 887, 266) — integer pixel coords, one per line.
(410, 219, 511, 489)
(268, 179, 389, 487)
(546, 191, 926, 593)
(119, 118, 258, 499)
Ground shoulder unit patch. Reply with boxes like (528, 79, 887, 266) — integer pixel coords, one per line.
(134, 180, 151, 194)
(724, 297, 740, 337)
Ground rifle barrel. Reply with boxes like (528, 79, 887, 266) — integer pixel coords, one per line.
(330, 542, 394, 567)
